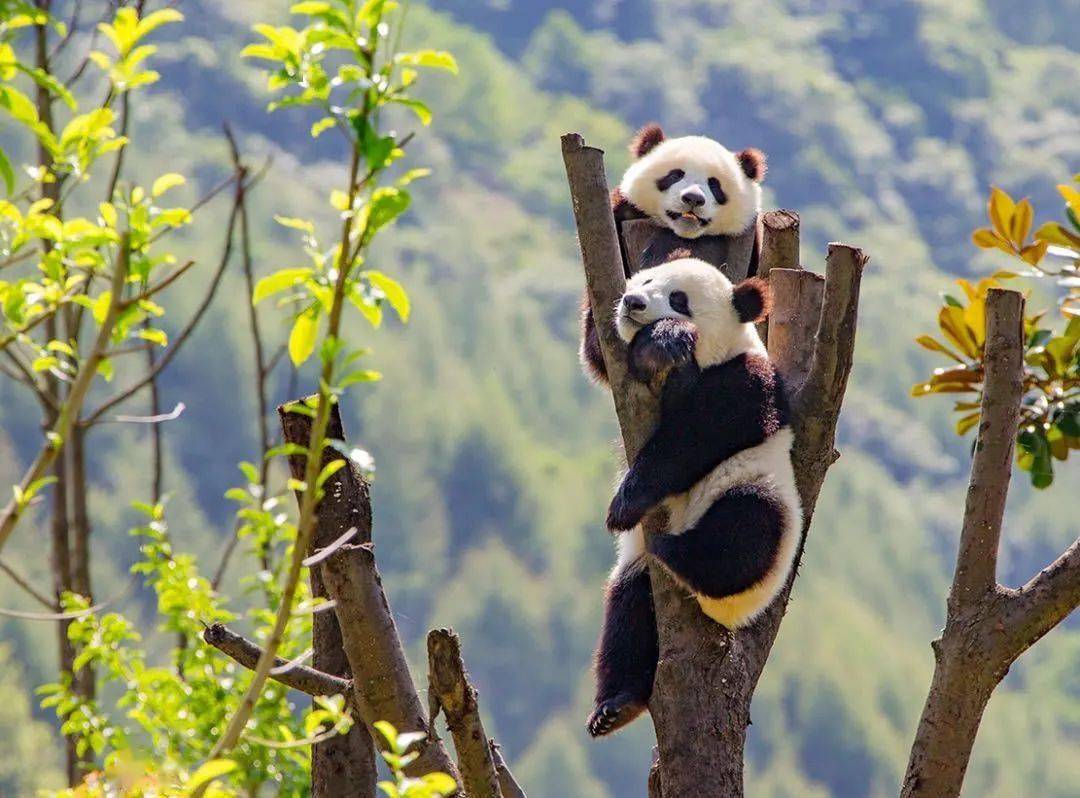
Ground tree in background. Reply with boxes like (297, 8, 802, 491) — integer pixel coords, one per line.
(902, 181, 1080, 796)
(0, 2, 517, 796)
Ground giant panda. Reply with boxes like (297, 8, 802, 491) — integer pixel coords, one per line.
(580, 124, 767, 385)
(587, 256, 802, 738)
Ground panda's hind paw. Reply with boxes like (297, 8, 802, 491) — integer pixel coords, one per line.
(586, 695, 646, 738)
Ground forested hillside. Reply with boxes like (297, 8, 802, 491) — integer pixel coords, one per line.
(1, 1, 1077, 796)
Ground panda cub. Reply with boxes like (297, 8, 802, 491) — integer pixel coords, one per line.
(581, 124, 767, 385)
(587, 257, 802, 738)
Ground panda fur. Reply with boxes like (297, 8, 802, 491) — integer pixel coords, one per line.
(580, 124, 767, 385)
(587, 257, 802, 739)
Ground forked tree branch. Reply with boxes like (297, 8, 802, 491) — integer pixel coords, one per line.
(427, 628, 505, 798)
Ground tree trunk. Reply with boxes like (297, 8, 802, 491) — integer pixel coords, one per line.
(280, 404, 378, 797)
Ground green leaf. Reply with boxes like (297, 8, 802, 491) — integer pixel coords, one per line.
(17, 64, 77, 109)
(253, 268, 314, 304)
(186, 759, 237, 793)
(311, 117, 337, 138)
(151, 172, 185, 197)
(393, 98, 431, 126)
(274, 215, 316, 234)
(291, 1, 332, 13)
(289, 308, 320, 365)
(365, 270, 410, 321)
(0, 147, 14, 194)
(394, 50, 458, 74)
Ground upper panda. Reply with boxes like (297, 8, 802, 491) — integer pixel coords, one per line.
(580, 124, 767, 385)
(613, 123, 766, 242)
(587, 257, 802, 738)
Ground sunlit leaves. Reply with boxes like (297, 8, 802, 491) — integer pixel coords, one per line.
(394, 49, 458, 74)
(288, 305, 321, 365)
(374, 722, 458, 798)
(93, 8, 181, 92)
(252, 267, 313, 304)
(916, 180, 1080, 488)
(365, 270, 409, 321)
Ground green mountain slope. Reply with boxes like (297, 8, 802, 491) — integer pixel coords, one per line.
(1, 1, 1077, 796)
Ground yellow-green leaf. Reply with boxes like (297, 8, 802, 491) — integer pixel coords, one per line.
(151, 172, 185, 197)
(915, 335, 965, 362)
(186, 759, 237, 794)
(395, 50, 458, 74)
(288, 308, 320, 365)
(253, 268, 313, 304)
(1010, 198, 1033, 246)
(365, 270, 409, 322)
(988, 186, 1015, 239)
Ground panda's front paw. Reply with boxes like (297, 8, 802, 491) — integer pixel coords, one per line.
(606, 482, 652, 532)
(628, 318, 697, 383)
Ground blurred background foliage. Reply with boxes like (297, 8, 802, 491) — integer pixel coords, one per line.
(0, 1, 1077, 796)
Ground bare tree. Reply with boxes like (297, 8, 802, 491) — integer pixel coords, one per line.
(563, 132, 867, 797)
(901, 288, 1080, 797)
(207, 402, 527, 798)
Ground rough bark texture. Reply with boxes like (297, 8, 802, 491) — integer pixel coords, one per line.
(280, 402, 378, 797)
(621, 217, 758, 276)
(901, 289, 1080, 798)
(427, 628, 504, 798)
(563, 132, 867, 797)
(320, 543, 461, 783)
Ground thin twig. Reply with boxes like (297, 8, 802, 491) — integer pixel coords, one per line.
(0, 558, 57, 610)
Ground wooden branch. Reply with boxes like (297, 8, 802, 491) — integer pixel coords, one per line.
(561, 133, 656, 457)
(203, 623, 351, 699)
(427, 628, 503, 798)
(757, 210, 800, 280)
(1007, 536, 1080, 653)
(948, 289, 1024, 610)
(489, 741, 527, 798)
(792, 244, 868, 515)
(0, 557, 57, 610)
(279, 401, 377, 798)
(767, 268, 823, 389)
(320, 543, 461, 785)
(901, 288, 1027, 798)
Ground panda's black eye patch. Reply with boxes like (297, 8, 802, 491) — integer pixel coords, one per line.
(669, 290, 691, 317)
(708, 177, 727, 205)
(656, 169, 685, 191)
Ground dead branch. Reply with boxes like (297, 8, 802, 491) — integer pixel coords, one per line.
(427, 628, 503, 798)
(203, 623, 352, 699)
(280, 401, 377, 797)
(0, 558, 57, 609)
(319, 542, 460, 783)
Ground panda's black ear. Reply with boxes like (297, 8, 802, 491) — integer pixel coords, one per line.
(737, 148, 767, 182)
(733, 277, 771, 323)
(630, 124, 665, 158)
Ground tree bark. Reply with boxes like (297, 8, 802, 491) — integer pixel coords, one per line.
(280, 403, 377, 798)
(563, 133, 867, 797)
(427, 628, 504, 798)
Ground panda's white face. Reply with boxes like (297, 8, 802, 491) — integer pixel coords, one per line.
(621, 136, 761, 240)
(616, 258, 764, 367)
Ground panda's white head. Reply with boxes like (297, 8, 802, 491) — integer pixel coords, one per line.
(619, 124, 765, 240)
(616, 256, 770, 368)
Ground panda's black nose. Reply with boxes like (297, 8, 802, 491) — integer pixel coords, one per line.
(680, 187, 706, 208)
(622, 294, 647, 312)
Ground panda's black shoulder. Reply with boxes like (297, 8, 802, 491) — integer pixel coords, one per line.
(700, 352, 790, 431)
(611, 187, 648, 224)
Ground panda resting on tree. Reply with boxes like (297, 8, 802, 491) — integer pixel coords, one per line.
(587, 255, 802, 738)
(580, 123, 767, 386)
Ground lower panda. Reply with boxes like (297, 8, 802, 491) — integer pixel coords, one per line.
(581, 123, 767, 386)
(587, 256, 803, 738)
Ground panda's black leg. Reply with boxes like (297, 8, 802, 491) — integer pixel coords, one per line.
(587, 547, 658, 738)
(648, 485, 784, 599)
